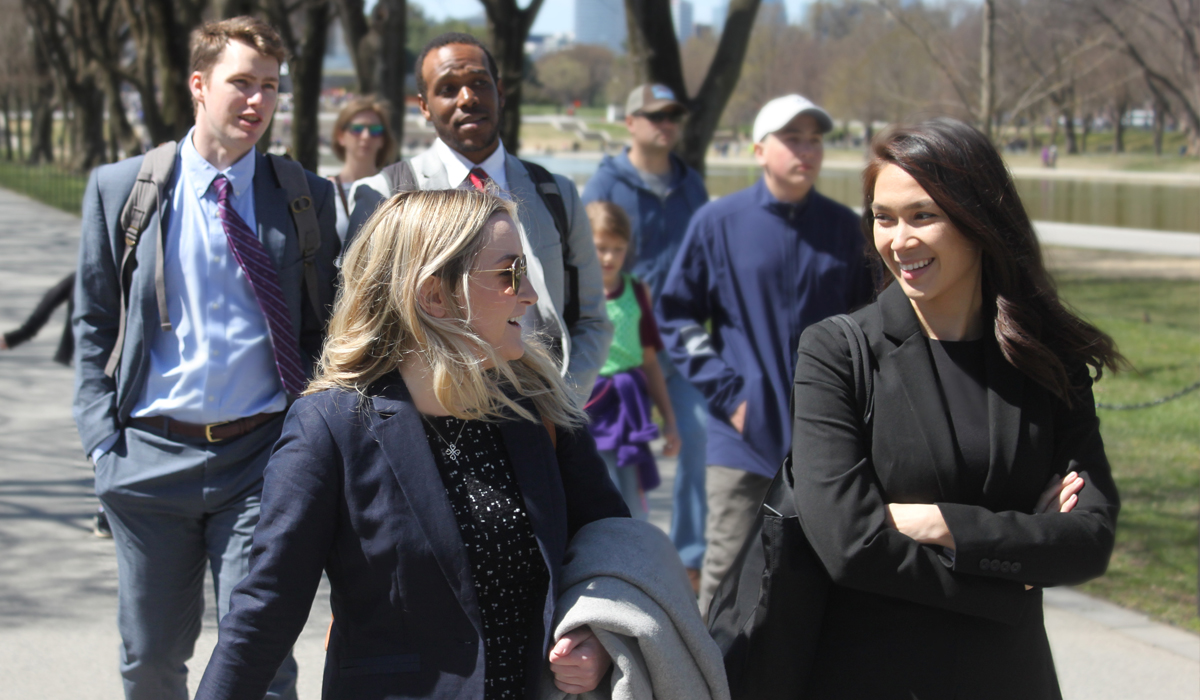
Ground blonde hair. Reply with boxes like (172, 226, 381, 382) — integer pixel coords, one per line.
(307, 188, 585, 427)
(331, 95, 398, 168)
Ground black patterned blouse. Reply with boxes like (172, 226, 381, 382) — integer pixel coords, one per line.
(422, 415, 550, 700)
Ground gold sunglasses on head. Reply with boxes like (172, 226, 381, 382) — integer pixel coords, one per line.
(476, 255, 527, 294)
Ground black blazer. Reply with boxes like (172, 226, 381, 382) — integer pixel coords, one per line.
(791, 284, 1119, 700)
(195, 375, 630, 700)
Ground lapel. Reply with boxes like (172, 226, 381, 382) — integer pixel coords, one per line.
(879, 284, 961, 500)
(253, 151, 289, 272)
(368, 378, 482, 635)
(497, 410, 567, 577)
(982, 331, 1025, 502)
(412, 147, 452, 189)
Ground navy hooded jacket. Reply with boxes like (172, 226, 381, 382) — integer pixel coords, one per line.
(581, 149, 709, 300)
(657, 178, 877, 477)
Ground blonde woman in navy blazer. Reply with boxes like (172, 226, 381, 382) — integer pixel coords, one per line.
(196, 189, 629, 700)
(791, 119, 1123, 699)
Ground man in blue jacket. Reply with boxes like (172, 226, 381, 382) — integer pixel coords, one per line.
(583, 84, 710, 586)
(657, 95, 875, 615)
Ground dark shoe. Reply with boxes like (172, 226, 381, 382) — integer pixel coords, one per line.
(93, 510, 112, 539)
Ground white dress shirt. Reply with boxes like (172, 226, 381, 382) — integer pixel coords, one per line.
(432, 137, 511, 198)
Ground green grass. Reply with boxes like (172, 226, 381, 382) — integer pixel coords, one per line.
(1054, 275, 1200, 633)
(0, 160, 89, 214)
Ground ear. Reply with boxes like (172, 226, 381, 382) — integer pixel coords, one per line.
(752, 140, 767, 167)
(189, 71, 206, 108)
(625, 114, 635, 130)
(417, 92, 433, 122)
(417, 276, 450, 319)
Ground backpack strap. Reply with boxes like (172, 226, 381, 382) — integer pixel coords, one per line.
(519, 159, 580, 329)
(267, 154, 327, 324)
(105, 141, 177, 378)
(382, 160, 417, 193)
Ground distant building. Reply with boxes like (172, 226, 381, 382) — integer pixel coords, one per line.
(525, 32, 576, 60)
(575, 0, 626, 53)
(760, 0, 787, 25)
(672, 0, 694, 43)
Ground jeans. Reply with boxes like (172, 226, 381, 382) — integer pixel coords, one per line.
(599, 448, 649, 521)
(661, 350, 708, 570)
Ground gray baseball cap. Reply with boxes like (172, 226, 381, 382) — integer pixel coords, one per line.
(626, 84, 687, 116)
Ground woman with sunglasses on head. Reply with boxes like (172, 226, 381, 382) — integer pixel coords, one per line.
(329, 96, 397, 243)
(789, 118, 1122, 699)
(195, 189, 630, 700)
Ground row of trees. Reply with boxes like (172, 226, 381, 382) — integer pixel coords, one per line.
(0, 0, 1195, 176)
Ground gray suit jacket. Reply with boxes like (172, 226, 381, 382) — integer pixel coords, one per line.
(72, 146, 340, 455)
(348, 147, 612, 401)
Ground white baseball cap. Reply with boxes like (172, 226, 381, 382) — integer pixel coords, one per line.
(752, 94, 834, 142)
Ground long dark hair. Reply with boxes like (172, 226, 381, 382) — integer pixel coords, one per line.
(861, 118, 1123, 404)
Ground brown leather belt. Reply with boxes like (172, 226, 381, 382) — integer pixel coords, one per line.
(131, 411, 283, 443)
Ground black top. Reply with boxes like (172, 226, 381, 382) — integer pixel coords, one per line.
(929, 338, 990, 501)
(423, 416, 550, 700)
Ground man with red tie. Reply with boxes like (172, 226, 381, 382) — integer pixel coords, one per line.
(71, 17, 339, 700)
(348, 33, 611, 401)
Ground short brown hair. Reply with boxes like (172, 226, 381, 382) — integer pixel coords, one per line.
(331, 96, 398, 168)
(190, 16, 288, 77)
(585, 201, 632, 243)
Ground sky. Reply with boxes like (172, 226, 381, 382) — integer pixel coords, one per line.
(409, 1, 815, 35)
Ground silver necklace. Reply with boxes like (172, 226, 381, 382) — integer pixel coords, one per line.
(425, 416, 468, 462)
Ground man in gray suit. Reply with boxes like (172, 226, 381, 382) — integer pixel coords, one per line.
(349, 33, 611, 400)
(72, 17, 339, 700)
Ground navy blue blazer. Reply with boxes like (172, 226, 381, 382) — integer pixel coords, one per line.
(195, 376, 630, 700)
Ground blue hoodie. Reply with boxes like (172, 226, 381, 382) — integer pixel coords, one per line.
(657, 178, 877, 477)
(582, 149, 709, 301)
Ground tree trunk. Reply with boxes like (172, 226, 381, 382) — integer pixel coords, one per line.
(1153, 97, 1165, 156)
(1080, 111, 1090, 153)
(141, 0, 197, 140)
(71, 79, 108, 169)
(28, 49, 55, 164)
(216, 0, 254, 18)
(480, 0, 545, 155)
(2, 91, 11, 161)
(624, 0, 685, 91)
(336, 0, 374, 93)
(16, 89, 26, 161)
(980, 0, 994, 139)
(1060, 107, 1078, 154)
(625, 0, 761, 174)
(289, 0, 332, 171)
(375, 0, 405, 148)
(1114, 104, 1126, 153)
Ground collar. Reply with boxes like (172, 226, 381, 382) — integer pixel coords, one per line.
(433, 137, 509, 192)
(755, 176, 812, 222)
(182, 127, 257, 200)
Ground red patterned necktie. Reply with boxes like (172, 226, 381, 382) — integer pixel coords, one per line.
(467, 167, 490, 191)
(212, 175, 307, 397)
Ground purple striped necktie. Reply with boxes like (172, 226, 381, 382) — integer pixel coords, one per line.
(213, 175, 307, 397)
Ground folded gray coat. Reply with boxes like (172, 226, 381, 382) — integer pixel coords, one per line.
(539, 518, 731, 700)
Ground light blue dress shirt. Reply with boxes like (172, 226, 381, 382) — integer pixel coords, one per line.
(132, 130, 288, 424)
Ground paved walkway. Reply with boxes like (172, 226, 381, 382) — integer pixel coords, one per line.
(0, 186, 1195, 699)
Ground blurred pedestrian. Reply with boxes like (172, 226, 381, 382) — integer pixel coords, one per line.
(657, 94, 875, 616)
(584, 201, 680, 521)
(582, 83, 710, 589)
(328, 96, 396, 243)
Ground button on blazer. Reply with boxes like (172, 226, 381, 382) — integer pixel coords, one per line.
(791, 283, 1119, 700)
(195, 376, 630, 700)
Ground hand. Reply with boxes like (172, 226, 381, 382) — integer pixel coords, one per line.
(661, 423, 681, 458)
(730, 401, 748, 435)
(548, 627, 612, 695)
(0, 336, 7, 350)
(885, 503, 955, 549)
(1035, 472, 1085, 514)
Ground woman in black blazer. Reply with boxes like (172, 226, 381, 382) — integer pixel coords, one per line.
(196, 189, 629, 700)
(791, 119, 1122, 699)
